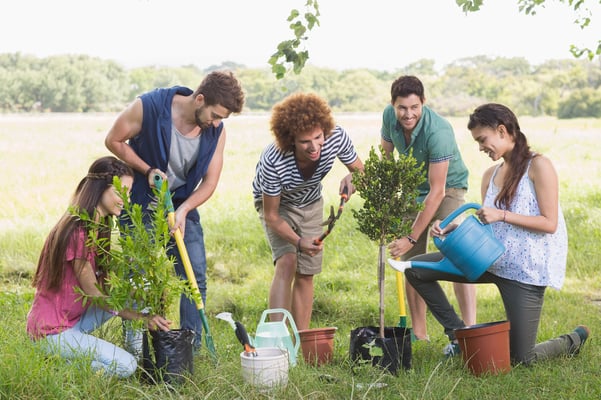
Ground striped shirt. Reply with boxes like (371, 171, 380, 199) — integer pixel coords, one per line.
(253, 125, 358, 208)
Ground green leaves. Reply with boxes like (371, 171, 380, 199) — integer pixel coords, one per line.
(456, 0, 483, 13)
(77, 177, 193, 328)
(351, 146, 425, 245)
(268, 0, 320, 79)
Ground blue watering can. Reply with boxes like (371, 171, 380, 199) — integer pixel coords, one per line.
(388, 203, 505, 281)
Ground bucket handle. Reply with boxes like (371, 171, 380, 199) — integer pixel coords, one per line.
(259, 308, 301, 354)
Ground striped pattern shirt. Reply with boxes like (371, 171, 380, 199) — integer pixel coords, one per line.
(253, 125, 358, 208)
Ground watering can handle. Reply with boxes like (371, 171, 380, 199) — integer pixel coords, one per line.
(259, 308, 301, 354)
(439, 202, 481, 230)
(435, 202, 495, 248)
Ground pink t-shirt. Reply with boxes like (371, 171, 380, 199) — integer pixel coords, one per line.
(26, 228, 98, 339)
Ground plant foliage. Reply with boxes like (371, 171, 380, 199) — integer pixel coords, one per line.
(268, 0, 320, 79)
(352, 146, 426, 245)
(77, 177, 192, 329)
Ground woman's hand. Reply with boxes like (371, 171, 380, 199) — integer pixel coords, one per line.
(475, 207, 504, 224)
(146, 315, 172, 332)
(430, 220, 458, 237)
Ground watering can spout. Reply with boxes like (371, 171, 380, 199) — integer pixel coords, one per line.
(388, 257, 465, 277)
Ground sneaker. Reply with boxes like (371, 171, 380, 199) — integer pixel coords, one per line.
(571, 325, 590, 355)
(443, 341, 461, 358)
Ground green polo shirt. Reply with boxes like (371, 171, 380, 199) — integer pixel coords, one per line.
(381, 104, 468, 202)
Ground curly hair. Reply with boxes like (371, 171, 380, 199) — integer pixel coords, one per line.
(270, 92, 335, 153)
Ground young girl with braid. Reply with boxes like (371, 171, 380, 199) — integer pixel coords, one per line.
(27, 156, 171, 378)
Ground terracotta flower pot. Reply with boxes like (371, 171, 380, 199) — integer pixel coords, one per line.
(454, 320, 511, 376)
(298, 327, 337, 366)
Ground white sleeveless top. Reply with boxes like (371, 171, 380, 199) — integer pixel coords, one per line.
(484, 161, 567, 290)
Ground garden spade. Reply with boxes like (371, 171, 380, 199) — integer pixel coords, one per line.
(153, 174, 217, 364)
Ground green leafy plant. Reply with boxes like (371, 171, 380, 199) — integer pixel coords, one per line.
(268, 0, 320, 80)
(352, 146, 425, 247)
(352, 145, 425, 337)
(78, 177, 193, 329)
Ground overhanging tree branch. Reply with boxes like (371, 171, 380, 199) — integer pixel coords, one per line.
(268, 0, 320, 80)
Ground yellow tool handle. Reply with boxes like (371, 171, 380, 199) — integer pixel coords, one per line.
(395, 270, 406, 317)
(168, 211, 204, 311)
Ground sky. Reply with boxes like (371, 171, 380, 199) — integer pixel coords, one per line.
(1, 0, 600, 71)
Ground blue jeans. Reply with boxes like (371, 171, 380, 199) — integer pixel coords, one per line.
(169, 218, 206, 349)
(40, 306, 137, 378)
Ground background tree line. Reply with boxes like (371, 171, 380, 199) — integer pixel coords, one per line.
(1, 52, 600, 118)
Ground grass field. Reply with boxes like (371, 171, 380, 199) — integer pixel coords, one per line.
(1, 113, 600, 399)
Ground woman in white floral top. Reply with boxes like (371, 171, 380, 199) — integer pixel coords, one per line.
(398, 103, 588, 366)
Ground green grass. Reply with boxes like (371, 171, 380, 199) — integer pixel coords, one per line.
(1, 113, 600, 399)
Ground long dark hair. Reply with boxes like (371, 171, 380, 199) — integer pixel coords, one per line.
(32, 156, 133, 291)
(467, 103, 534, 209)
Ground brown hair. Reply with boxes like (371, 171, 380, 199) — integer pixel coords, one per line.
(467, 103, 534, 209)
(390, 75, 425, 103)
(32, 156, 134, 291)
(270, 92, 335, 153)
(193, 70, 245, 114)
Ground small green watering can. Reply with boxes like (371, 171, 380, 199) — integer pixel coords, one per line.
(389, 203, 505, 281)
(253, 308, 301, 366)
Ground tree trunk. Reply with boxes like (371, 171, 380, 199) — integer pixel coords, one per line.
(378, 243, 386, 338)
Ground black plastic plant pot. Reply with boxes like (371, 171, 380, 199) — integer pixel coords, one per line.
(141, 328, 195, 385)
(349, 326, 412, 375)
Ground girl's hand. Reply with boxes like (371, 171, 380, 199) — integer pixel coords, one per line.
(476, 207, 504, 224)
(146, 315, 172, 331)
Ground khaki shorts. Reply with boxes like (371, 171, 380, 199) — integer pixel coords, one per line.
(402, 188, 467, 261)
(256, 198, 324, 275)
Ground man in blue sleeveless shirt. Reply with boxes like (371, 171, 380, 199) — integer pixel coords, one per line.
(382, 75, 475, 353)
(105, 71, 244, 351)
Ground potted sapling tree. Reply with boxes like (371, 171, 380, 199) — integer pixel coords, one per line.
(349, 145, 425, 375)
(78, 177, 195, 384)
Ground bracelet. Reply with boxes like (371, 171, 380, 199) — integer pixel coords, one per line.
(406, 235, 417, 245)
(109, 309, 118, 316)
(145, 167, 155, 179)
(297, 238, 302, 253)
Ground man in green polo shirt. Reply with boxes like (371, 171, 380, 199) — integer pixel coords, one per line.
(382, 75, 475, 355)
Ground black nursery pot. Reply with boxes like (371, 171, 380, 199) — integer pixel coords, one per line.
(349, 326, 412, 375)
(142, 328, 195, 385)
